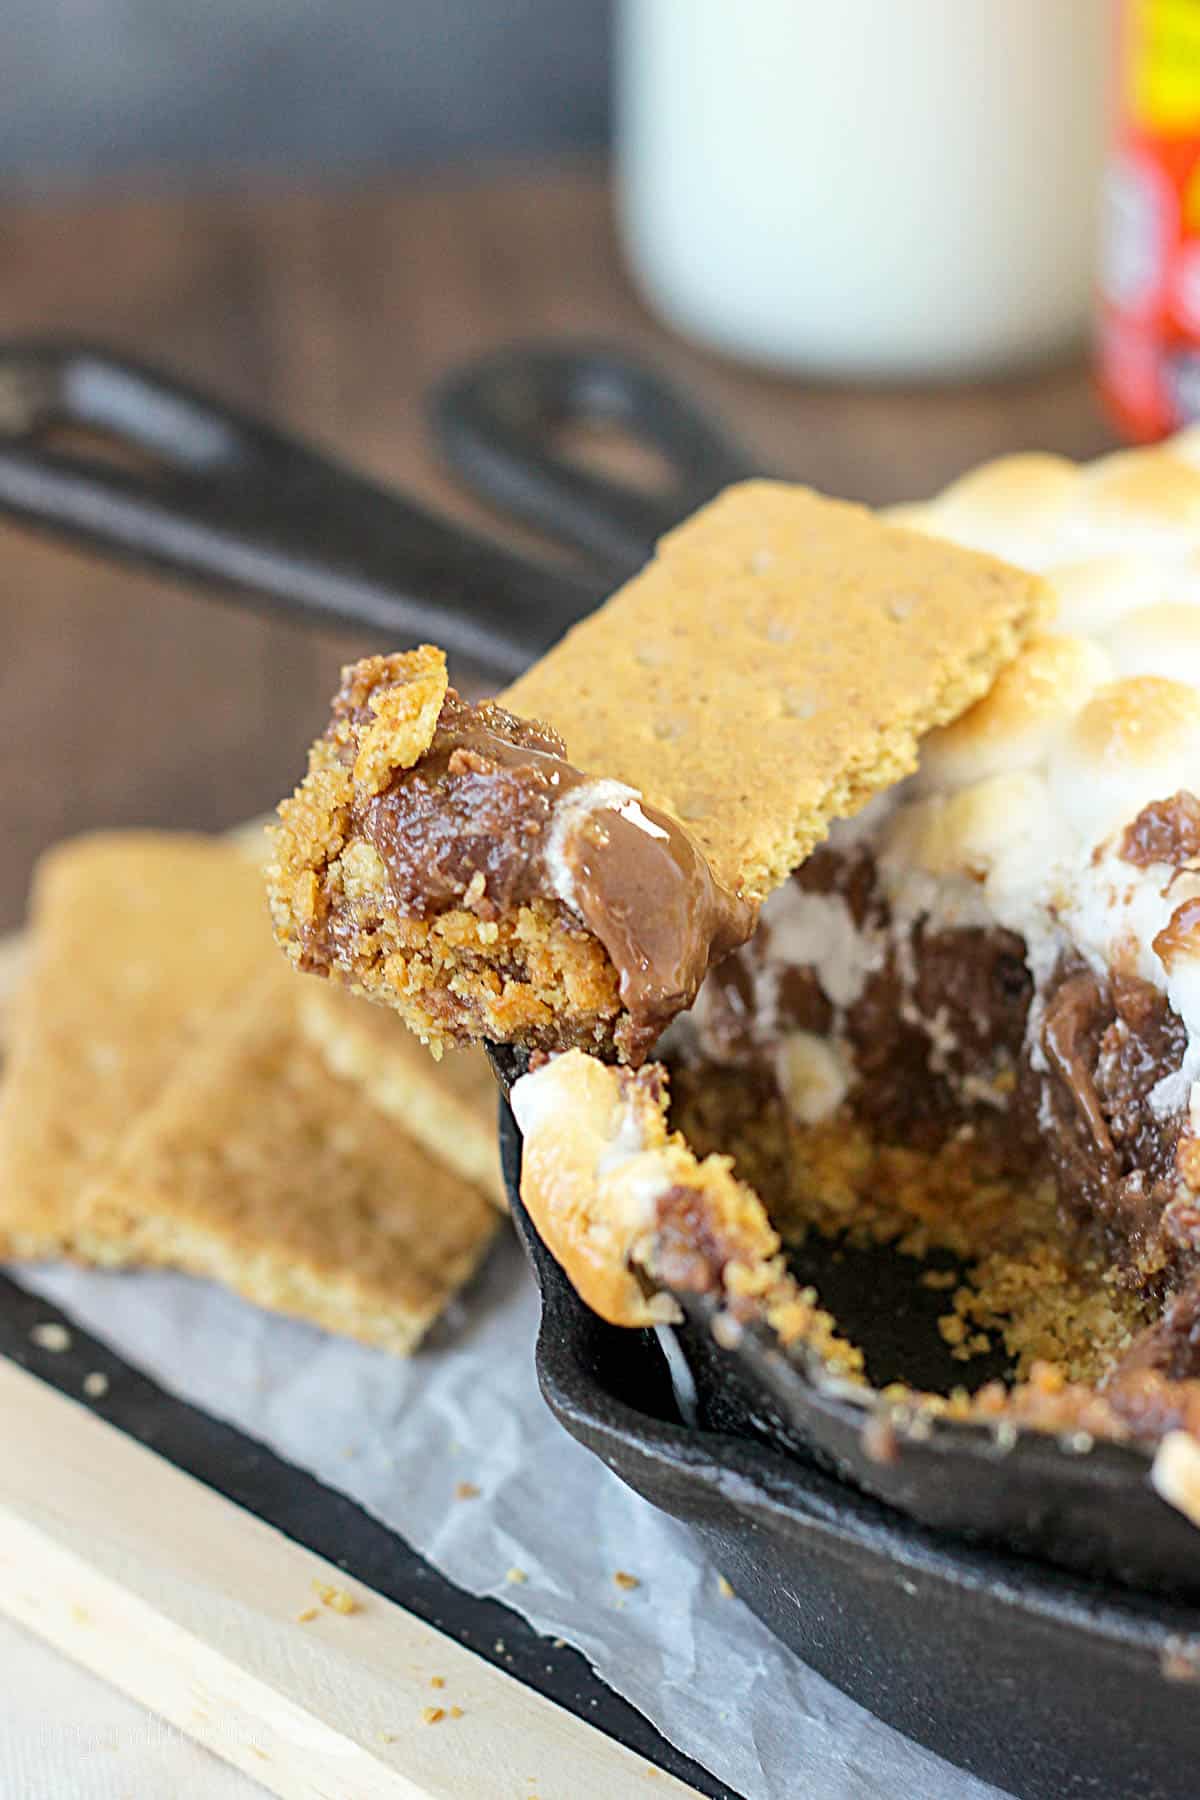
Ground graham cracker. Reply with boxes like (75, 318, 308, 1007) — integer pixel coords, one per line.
(76, 970, 499, 1353)
(297, 981, 505, 1209)
(502, 480, 1047, 901)
(0, 833, 274, 1258)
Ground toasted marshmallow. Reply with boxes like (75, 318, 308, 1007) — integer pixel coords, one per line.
(922, 453, 1079, 569)
(919, 635, 1113, 792)
(1066, 449, 1200, 559)
(1105, 603, 1200, 688)
(1044, 554, 1170, 638)
(867, 444, 1200, 1121)
(1048, 678, 1200, 846)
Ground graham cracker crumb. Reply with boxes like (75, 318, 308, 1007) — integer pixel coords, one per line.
(716, 1575, 734, 1599)
(449, 1706, 464, 1719)
(455, 1481, 480, 1501)
(30, 1322, 71, 1353)
(613, 1571, 640, 1591)
(422, 1707, 445, 1725)
(352, 647, 448, 797)
(430, 1676, 445, 1689)
(82, 1371, 109, 1399)
(295, 1608, 318, 1624)
(505, 1567, 528, 1585)
(313, 1580, 359, 1615)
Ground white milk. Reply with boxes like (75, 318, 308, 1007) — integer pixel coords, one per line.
(616, 0, 1112, 378)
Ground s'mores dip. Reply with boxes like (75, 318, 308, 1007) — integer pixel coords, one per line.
(267, 442, 1200, 1463)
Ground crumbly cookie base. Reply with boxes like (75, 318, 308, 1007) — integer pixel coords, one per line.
(667, 1067, 1164, 1423)
(290, 894, 623, 1057)
(267, 704, 630, 1056)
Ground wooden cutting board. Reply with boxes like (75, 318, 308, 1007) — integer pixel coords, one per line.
(0, 928, 707, 1800)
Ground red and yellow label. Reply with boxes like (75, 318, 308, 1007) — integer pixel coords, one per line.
(1100, 0, 1200, 438)
(1127, 0, 1200, 132)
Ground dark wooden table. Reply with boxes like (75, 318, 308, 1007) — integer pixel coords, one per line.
(0, 162, 1119, 930)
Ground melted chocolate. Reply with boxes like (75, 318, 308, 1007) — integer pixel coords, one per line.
(336, 682, 754, 1060)
(681, 847, 1196, 1353)
(555, 792, 754, 1061)
(1035, 966, 1188, 1292)
(1120, 791, 1200, 869)
(1155, 894, 1200, 971)
(695, 850, 1035, 1153)
(360, 694, 574, 918)
(1042, 970, 1116, 1159)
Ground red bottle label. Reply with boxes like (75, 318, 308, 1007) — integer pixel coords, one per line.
(1099, 0, 1200, 439)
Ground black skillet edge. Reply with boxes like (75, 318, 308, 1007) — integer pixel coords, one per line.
(499, 1098, 1200, 1800)
(488, 1047, 1199, 1598)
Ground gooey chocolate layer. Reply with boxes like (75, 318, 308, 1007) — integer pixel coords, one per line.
(673, 832, 1200, 1375)
(339, 684, 754, 1060)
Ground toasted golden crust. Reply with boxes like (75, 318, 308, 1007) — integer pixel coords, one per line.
(351, 645, 448, 794)
(76, 969, 498, 1353)
(511, 1049, 861, 1372)
(0, 834, 274, 1258)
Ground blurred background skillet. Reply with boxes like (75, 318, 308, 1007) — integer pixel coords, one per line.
(4, 337, 1200, 1799)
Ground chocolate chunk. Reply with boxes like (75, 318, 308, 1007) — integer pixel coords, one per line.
(1120, 791, 1200, 868)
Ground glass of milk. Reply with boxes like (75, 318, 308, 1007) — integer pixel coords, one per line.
(616, 0, 1112, 379)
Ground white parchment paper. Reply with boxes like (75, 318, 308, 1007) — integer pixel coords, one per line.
(16, 1237, 1005, 1799)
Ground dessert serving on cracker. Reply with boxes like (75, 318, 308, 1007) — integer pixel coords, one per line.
(267, 440, 1200, 1463)
(267, 483, 1043, 1063)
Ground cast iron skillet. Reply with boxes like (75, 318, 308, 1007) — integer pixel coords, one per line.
(3, 339, 1200, 1794)
(498, 1101, 1200, 1800)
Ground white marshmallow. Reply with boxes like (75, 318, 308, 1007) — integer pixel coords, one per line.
(1043, 554, 1169, 638)
(872, 447, 1200, 1113)
(919, 635, 1113, 792)
(1105, 603, 1200, 688)
(1047, 678, 1200, 846)
(922, 453, 1079, 568)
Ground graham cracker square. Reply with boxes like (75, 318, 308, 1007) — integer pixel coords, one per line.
(76, 969, 499, 1352)
(0, 833, 274, 1258)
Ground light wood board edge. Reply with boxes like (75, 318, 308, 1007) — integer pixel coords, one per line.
(0, 1362, 699, 1799)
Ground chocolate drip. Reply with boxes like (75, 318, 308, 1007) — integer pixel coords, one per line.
(553, 787, 755, 1062)
(347, 686, 754, 1060)
(1042, 971, 1116, 1159)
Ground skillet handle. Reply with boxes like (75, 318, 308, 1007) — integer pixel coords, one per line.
(431, 344, 762, 581)
(0, 340, 611, 681)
